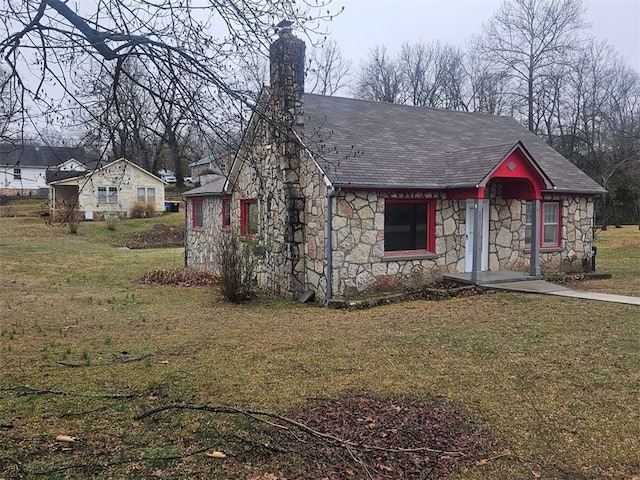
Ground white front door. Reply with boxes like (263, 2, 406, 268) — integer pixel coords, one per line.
(465, 199, 489, 272)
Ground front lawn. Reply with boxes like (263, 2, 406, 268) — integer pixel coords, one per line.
(1, 215, 639, 479)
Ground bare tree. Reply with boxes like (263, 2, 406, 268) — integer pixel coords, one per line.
(0, 1, 339, 157)
(307, 39, 352, 96)
(475, 0, 587, 132)
(402, 41, 467, 109)
(355, 46, 402, 103)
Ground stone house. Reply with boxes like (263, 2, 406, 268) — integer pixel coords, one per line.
(184, 28, 605, 303)
(49, 158, 166, 220)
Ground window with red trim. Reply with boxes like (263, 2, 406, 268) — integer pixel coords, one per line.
(384, 199, 435, 253)
(240, 199, 258, 237)
(222, 198, 231, 229)
(525, 201, 561, 247)
(192, 199, 203, 229)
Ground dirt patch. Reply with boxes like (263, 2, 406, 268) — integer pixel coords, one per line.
(241, 394, 494, 479)
(124, 224, 184, 249)
(135, 268, 217, 286)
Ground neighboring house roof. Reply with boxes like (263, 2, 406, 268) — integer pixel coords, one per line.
(182, 175, 226, 197)
(189, 154, 215, 168)
(294, 94, 605, 194)
(0, 144, 86, 168)
(49, 158, 165, 186)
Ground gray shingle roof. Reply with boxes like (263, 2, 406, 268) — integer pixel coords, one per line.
(296, 94, 604, 194)
(0, 144, 86, 168)
(182, 175, 226, 197)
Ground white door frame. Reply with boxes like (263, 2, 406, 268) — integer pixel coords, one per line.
(465, 199, 489, 272)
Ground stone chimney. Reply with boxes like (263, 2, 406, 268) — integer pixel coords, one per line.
(269, 22, 307, 298)
(269, 21, 305, 127)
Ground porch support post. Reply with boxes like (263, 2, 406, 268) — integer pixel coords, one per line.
(471, 199, 483, 282)
(529, 198, 541, 277)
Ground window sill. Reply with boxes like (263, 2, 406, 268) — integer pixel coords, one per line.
(524, 247, 563, 253)
(382, 252, 439, 262)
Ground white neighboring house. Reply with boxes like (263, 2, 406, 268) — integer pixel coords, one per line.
(49, 158, 166, 220)
(0, 144, 86, 196)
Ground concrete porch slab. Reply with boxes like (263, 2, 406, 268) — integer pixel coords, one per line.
(444, 270, 541, 286)
(488, 280, 570, 293)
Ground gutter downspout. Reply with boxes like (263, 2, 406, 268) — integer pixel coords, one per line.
(183, 197, 188, 268)
(324, 187, 336, 304)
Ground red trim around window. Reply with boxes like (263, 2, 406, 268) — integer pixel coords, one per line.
(541, 201, 561, 248)
(240, 199, 258, 237)
(525, 201, 561, 248)
(383, 198, 436, 254)
(192, 199, 203, 230)
(222, 198, 231, 230)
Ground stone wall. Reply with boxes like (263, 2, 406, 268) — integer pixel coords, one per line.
(185, 196, 222, 272)
(329, 188, 595, 299)
(487, 190, 594, 274)
(331, 191, 466, 298)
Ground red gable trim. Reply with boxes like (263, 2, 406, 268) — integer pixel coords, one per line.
(483, 144, 550, 200)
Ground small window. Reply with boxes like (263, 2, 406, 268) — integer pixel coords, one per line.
(98, 187, 107, 203)
(107, 187, 118, 204)
(222, 198, 231, 229)
(192, 200, 203, 229)
(13, 168, 21, 180)
(137, 187, 156, 203)
(384, 199, 435, 253)
(241, 199, 258, 237)
(525, 201, 561, 247)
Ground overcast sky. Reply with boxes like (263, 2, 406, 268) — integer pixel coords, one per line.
(323, 0, 640, 72)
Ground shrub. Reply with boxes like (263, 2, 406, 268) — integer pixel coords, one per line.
(56, 199, 81, 234)
(130, 202, 156, 219)
(105, 214, 119, 231)
(215, 231, 259, 302)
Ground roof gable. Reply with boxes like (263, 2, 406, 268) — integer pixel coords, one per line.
(49, 158, 164, 186)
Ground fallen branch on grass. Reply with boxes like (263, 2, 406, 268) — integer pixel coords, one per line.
(0, 385, 141, 399)
(135, 402, 466, 457)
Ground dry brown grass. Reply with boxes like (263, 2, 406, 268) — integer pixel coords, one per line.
(1, 214, 639, 479)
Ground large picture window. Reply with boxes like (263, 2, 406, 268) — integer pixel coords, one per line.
(525, 201, 561, 247)
(241, 199, 258, 237)
(384, 199, 435, 253)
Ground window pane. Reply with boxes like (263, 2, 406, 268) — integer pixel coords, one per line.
(137, 187, 146, 202)
(544, 203, 558, 224)
(147, 188, 155, 202)
(108, 187, 118, 204)
(222, 200, 231, 228)
(384, 202, 428, 252)
(98, 187, 107, 203)
(247, 202, 258, 235)
(193, 202, 203, 228)
(543, 225, 558, 244)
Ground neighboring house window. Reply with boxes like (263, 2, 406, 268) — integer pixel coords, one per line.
(241, 199, 258, 237)
(137, 187, 156, 203)
(98, 187, 119, 204)
(384, 199, 435, 253)
(13, 168, 21, 180)
(192, 200, 203, 229)
(525, 201, 561, 247)
(222, 198, 231, 229)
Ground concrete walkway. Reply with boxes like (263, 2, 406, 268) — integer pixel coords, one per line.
(489, 280, 640, 305)
(445, 271, 640, 306)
